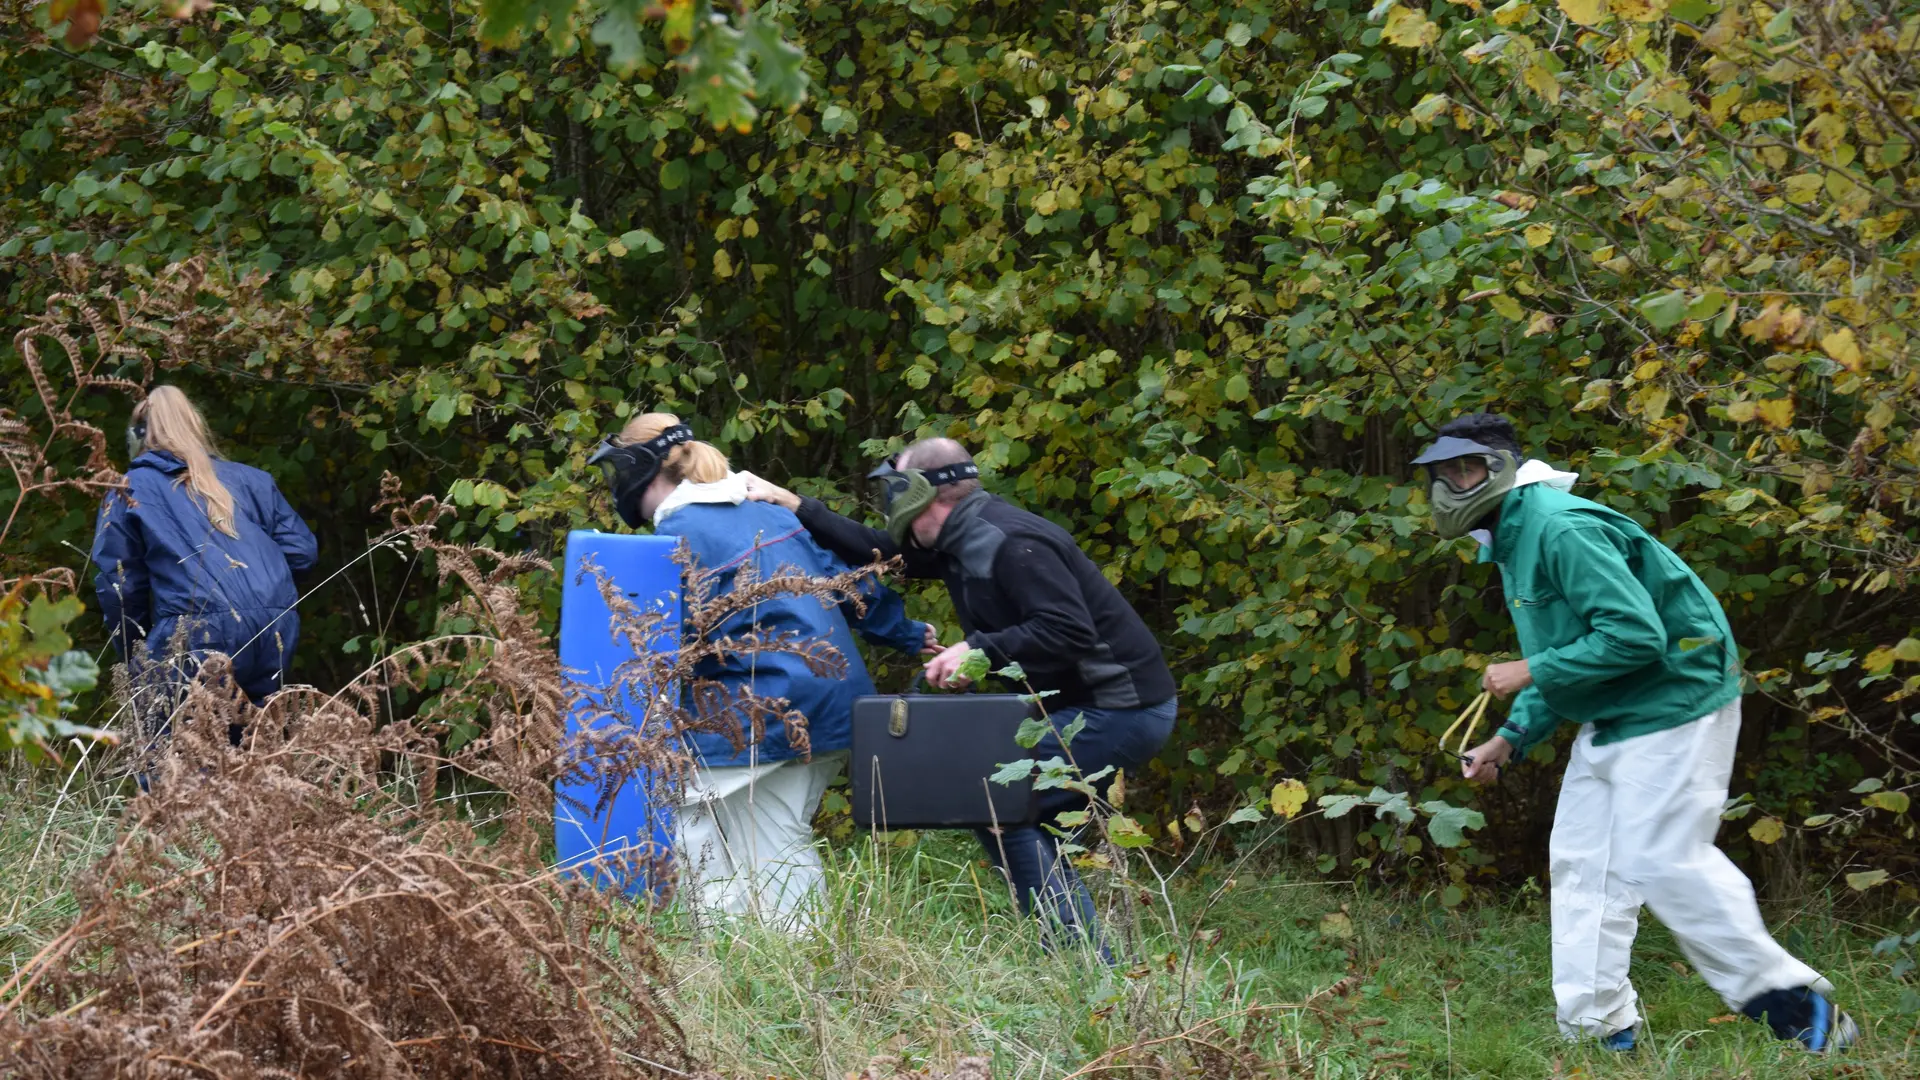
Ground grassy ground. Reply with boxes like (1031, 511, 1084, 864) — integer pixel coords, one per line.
(652, 830, 1918, 1079)
(4, 763, 1914, 1079)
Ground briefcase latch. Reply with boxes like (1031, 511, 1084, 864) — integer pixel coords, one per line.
(888, 697, 909, 738)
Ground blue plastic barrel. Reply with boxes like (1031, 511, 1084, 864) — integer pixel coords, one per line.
(555, 530, 681, 898)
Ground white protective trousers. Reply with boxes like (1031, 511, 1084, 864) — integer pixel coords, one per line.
(674, 750, 847, 932)
(1548, 698, 1827, 1037)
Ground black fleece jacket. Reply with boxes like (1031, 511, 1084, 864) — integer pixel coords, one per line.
(794, 490, 1176, 711)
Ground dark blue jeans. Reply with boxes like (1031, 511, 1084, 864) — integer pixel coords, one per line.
(973, 697, 1177, 960)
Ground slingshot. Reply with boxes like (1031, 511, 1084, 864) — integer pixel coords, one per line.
(1441, 690, 1494, 765)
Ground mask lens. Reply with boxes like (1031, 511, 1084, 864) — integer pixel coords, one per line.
(1431, 457, 1490, 496)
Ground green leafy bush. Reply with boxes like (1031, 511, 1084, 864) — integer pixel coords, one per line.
(2, 0, 1912, 895)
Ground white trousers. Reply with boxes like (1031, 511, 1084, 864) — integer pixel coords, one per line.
(674, 750, 847, 932)
(1549, 698, 1825, 1037)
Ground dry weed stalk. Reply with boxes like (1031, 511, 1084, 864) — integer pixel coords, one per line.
(1, 254, 372, 581)
(0, 473, 906, 1079)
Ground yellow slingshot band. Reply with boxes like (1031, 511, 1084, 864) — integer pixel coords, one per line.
(1441, 690, 1493, 761)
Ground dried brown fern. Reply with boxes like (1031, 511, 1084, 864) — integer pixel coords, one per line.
(0, 472, 909, 1079)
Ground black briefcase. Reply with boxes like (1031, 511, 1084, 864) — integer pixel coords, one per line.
(849, 687, 1040, 830)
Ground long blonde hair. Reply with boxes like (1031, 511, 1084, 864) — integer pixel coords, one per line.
(615, 412, 730, 484)
(134, 386, 240, 538)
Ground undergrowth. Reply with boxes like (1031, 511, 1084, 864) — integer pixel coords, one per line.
(650, 829, 1919, 1080)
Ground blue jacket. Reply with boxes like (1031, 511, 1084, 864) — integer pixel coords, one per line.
(90, 450, 318, 699)
(657, 498, 925, 768)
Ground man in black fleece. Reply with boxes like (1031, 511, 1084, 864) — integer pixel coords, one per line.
(744, 438, 1176, 956)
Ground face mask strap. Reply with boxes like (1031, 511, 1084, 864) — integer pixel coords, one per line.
(588, 424, 696, 527)
(919, 462, 979, 487)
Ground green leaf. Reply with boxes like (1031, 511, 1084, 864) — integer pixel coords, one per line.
(1637, 290, 1691, 330)
(956, 647, 990, 684)
(1420, 801, 1487, 848)
(617, 229, 664, 254)
(1318, 793, 1364, 818)
(1013, 716, 1049, 749)
(1059, 710, 1086, 748)
(426, 395, 457, 428)
(990, 758, 1037, 785)
(660, 158, 690, 190)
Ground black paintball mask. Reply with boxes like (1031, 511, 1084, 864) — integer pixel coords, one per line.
(866, 455, 979, 546)
(587, 424, 694, 528)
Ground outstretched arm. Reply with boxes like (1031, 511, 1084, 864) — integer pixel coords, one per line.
(741, 472, 942, 578)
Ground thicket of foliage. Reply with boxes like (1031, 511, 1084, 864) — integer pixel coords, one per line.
(2, 0, 1916, 898)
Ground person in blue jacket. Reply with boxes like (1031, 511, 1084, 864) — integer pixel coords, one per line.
(589, 411, 935, 929)
(91, 386, 318, 739)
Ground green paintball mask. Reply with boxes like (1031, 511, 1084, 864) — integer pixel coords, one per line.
(1411, 436, 1520, 540)
(867, 455, 979, 547)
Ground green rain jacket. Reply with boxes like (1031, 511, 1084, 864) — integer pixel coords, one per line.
(1490, 483, 1742, 753)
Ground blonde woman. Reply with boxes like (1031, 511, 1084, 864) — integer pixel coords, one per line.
(91, 386, 318, 711)
(588, 412, 935, 929)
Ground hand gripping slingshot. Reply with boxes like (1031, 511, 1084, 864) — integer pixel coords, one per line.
(1441, 690, 1495, 770)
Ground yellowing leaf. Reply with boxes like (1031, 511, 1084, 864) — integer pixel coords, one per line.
(1864, 790, 1911, 815)
(1747, 816, 1785, 844)
(1755, 398, 1795, 430)
(1523, 63, 1560, 103)
(1612, 0, 1666, 20)
(1383, 6, 1442, 48)
(1105, 814, 1155, 849)
(1271, 778, 1309, 820)
(1410, 93, 1451, 124)
(951, 131, 974, 150)
(1709, 86, 1743, 124)
(1524, 311, 1559, 337)
(1784, 174, 1824, 204)
(1493, 0, 1533, 26)
(1724, 400, 1756, 423)
(1523, 223, 1555, 247)
(713, 248, 735, 278)
(1845, 869, 1890, 891)
(1319, 911, 1355, 939)
(1557, 0, 1608, 25)
(1820, 327, 1863, 372)
(1033, 189, 1059, 216)
(1489, 294, 1526, 320)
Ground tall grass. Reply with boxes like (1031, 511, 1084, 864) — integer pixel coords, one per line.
(650, 828, 1918, 1079)
(4, 767, 1915, 1077)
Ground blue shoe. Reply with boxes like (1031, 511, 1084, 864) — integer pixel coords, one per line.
(1601, 1027, 1636, 1052)
(1800, 991, 1860, 1053)
(1740, 986, 1859, 1053)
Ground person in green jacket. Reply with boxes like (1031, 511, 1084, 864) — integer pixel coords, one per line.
(1415, 413, 1858, 1054)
